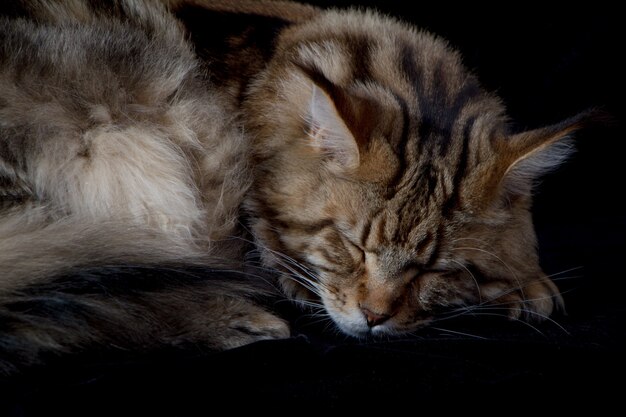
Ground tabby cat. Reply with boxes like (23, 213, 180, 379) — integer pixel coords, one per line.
(0, 0, 589, 374)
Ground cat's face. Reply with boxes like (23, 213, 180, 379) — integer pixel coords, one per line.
(248, 137, 560, 337)
(245, 10, 582, 337)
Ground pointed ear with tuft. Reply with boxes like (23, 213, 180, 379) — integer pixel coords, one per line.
(500, 111, 599, 196)
(307, 83, 360, 170)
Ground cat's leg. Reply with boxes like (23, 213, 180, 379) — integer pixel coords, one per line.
(0, 264, 289, 375)
(167, 295, 291, 350)
(0, 206, 289, 374)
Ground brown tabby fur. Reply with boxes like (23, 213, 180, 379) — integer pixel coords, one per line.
(0, 0, 589, 372)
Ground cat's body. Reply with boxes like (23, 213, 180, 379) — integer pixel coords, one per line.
(0, 0, 587, 373)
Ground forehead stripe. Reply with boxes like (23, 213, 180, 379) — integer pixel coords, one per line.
(386, 90, 412, 193)
(441, 115, 476, 217)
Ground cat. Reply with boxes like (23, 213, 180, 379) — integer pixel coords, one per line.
(0, 0, 590, 374)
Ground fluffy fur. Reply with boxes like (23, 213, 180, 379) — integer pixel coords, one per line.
(0, 0, 588, 373)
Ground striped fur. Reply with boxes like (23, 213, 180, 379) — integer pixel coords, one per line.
(0, 0, 588, 372)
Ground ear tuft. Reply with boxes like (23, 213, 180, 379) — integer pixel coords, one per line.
(502, 111, 599, 195)
(504, 137, 575, 195)
(306, 83, 360, 170)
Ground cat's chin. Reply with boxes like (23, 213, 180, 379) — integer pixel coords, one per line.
(333, 320, 429, 339)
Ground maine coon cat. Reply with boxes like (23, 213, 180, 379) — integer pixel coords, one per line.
(0, 0, 589, 373)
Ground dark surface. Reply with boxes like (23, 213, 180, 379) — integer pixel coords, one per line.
(2, 2, 625, 414)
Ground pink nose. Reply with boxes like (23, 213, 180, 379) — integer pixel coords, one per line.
(360, 307, 391, 327)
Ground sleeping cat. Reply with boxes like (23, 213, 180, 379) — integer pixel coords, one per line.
(0, 0, 589, 373)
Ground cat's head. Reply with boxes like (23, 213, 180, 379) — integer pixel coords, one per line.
(244, 10, 588, 337)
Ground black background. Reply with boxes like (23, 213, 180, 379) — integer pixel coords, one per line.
(2, 2, 624, 414)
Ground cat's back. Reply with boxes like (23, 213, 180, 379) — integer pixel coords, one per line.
(0, 0, 249, 243)
(0, 0, 199, 131)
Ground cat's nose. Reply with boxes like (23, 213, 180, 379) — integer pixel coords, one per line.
(360, 306, 391, 327)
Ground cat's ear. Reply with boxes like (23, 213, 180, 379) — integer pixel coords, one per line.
(307, 83, 360, 170)
(500, 111, 596, 195)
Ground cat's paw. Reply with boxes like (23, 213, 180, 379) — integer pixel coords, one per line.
(521, 279, 564, 320)
(231, 308, 290, 344)
(215, 302, 290, 350)
(487, 278, 563, 322)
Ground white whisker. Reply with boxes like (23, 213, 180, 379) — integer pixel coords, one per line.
(233, 223, 332, 299)
(464, 311, 546, 337)
(430, 305, 476, 323)
(449, 259, 482, 304)
(452, 245, 527, 303)
(546, 266, 583, 278)
(430, 326, 489, 340)
(295, 299, 326, 309)
(471, 305, 570, 335)
(301, 315, 334, 327)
